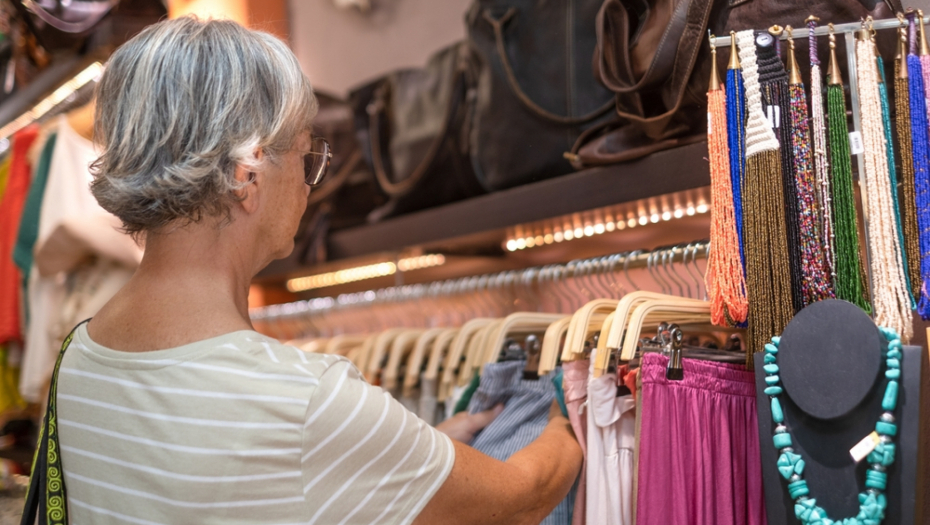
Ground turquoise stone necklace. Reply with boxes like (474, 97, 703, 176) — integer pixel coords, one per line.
(762, 326, 902, 525)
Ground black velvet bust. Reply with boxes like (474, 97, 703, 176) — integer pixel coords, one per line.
(754, 300, 920, 524)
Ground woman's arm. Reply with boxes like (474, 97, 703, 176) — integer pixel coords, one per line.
(414, 403, 582, 525)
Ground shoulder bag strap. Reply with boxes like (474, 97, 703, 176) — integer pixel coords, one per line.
(596, 0, 715, 138)
(21, 320, 90, 525)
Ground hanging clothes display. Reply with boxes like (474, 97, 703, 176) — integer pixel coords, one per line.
(0, 127, 38, 345)
(12, 132, 57, 288)
(635, 353, 766, 525)
(585, 370, 635, 525)
(563, 360, 589, 525)
(467, 360, 574, 525)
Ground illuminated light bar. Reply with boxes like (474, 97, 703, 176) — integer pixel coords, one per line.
(503, 188, 710, 252)
(286, 254, 446, 292)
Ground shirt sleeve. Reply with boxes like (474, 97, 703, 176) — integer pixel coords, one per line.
(301, 357, 455, 525)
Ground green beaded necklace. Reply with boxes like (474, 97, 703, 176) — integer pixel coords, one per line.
(762, 326, 902, 525)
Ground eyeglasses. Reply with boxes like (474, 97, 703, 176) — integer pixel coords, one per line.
(304, 137, 332, 186)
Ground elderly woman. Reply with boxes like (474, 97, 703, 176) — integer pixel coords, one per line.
(49, 16, 582, 525)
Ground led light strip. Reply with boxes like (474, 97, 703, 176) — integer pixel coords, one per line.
(504, 188, 711, 252)
(286, 254, 446, 292)
(0, 61, 105, 144)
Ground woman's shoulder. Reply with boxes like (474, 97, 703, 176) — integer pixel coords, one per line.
(64, 324, 349, 387)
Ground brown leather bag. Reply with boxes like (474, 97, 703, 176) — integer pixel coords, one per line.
(571, 0, 900, 167)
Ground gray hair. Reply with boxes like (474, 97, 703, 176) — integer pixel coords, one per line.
(90, 16, 317, 235)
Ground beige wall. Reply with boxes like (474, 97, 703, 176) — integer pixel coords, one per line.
(288, 0, 472, 97)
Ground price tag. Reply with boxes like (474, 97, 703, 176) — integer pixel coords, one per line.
(849, 431, 880, 463)
(849, 131, 864, 154)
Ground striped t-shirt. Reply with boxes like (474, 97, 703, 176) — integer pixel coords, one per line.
(56, 324, 455, 524)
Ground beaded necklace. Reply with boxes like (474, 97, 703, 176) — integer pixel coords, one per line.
(757, 32, 804, 314)
(875, 50, 914, 308)
(762, 326, 902, 525)
(706, 36, 749, 327)
(808, 18, 836, 289)
(855, 25, 914, 342)
(786, 26, 833, 306)
(737, 29, 794, 355)
(909, 12, 930, 320)
(726, 34, 748, 275)
(893, 24, 923, 294)
(825, 28, 871, 313)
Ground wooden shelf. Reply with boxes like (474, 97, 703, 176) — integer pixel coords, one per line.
(258, 141, 709, 280)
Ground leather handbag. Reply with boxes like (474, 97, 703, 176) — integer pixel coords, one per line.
(350, 42, 486, 221)
(466, 0, 615, 191)
(592, 0, 901, 143)
(21, 322, 85, 525)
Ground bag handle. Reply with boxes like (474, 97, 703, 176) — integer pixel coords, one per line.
(595, 0, 715, 138)
(366, 69, 462, 197)
(482, 8, 614, 125)
(21, 320, 89, 525)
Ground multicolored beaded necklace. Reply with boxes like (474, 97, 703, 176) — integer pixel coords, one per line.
(762, 326, 902, 525)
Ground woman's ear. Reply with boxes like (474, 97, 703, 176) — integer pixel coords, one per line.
(232, 150, 264, 214)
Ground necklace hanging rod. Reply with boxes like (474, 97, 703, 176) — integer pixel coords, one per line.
(710, 16, 925, 47)
(250, 240, 710, 321)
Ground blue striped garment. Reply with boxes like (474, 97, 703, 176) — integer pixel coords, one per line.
(468, 360, 574, 525)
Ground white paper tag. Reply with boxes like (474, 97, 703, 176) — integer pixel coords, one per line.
(850, 431, 880, 463)
(766, 106, 775, 128)
(849, 131, 864, 154)
(774, 106, 780, 128)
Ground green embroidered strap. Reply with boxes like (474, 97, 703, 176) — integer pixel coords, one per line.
(23, 321, 87, 525)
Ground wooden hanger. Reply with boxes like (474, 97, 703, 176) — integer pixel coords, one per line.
(459, 320, 504, 386)
(352, 334, 378, 369)
(480, 313, 567, 371)
(425, 328, 459, 383)
(440, 319, 495, 401)
(595, 292, 710, 377)
(300, 338, 329, 354)
(402, 328, 447, 398)
(619, 299, 711, 362)
(382, 329, 425, 391)
(562, 299, 620, 363)
(588, 311, 617, 375)
(538, 317, 572, 376)
(324, 334, 369, 356)
(365, 328, 407, 384)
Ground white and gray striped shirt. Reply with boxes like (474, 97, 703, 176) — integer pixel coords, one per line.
(57, 324, 454, 525)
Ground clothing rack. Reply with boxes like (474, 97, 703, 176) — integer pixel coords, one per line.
(709, 15, 922, 312)
(249, 240, 710, 323)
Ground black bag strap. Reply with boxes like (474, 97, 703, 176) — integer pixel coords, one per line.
(21, 320, 90, 525)
(482, 7, 614, 125)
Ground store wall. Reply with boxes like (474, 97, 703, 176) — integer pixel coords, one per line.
(288, 0, 472, 97)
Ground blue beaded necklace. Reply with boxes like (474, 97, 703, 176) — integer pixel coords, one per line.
(762, 326, 902, 525)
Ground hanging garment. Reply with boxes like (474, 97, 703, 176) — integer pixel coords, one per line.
(586, 373, 635, 525)
(19, 116, 141, 403)
(635, 353, 766, 525)
(468, 360, 574, 525)
(563, 360, 589, 525)
(0, 127, 38, 345)
(12, 132, 57, 286)
(418, 374, 445, 426)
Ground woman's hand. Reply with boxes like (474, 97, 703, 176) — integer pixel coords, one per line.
(434, 404, 504, 443)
